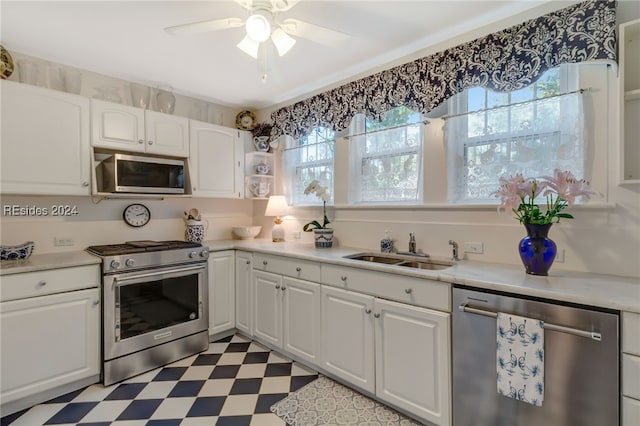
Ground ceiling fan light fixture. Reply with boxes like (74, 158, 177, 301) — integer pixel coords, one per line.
(245, 13, 271, 42)
(237, 34, 260, 59)
(271, 28, 296, 56)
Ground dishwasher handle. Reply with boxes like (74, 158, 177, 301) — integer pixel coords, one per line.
(458, 303, 602, 342)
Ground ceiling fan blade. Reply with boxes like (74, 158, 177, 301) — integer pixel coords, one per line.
(280, 18, 350, 47)
(234, 0, 300, 12)
(164, 18, 244, 36)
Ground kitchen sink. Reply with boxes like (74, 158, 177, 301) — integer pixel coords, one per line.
(344, 253, 453, 270)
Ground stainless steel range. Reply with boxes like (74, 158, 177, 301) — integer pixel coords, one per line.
(87, 240, 209, 386)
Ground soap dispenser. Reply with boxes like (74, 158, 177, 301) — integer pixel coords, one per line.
(380, 230, 394, 253)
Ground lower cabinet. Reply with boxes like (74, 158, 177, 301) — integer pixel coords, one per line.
(235, 250, 253, 336)
(253, 270, 321, 365)
(0, 288, 100, 412)
(321, 285, 451, 426)
(208, 250, 235, 336)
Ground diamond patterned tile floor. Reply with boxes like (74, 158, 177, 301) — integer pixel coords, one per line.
(1, 334, 318, 426)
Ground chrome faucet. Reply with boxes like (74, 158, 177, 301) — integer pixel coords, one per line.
(449, 240, 460, 261)
(409, 232, 416, 253)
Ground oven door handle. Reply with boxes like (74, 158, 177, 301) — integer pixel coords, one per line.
(112, 264, 206, 288)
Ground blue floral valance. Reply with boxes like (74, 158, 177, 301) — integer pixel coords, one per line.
(271, 0, 616, 140)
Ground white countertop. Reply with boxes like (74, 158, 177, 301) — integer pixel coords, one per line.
(2, 239, 638, 313)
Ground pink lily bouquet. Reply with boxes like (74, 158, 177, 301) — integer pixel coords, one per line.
(494, 169, 595, 224)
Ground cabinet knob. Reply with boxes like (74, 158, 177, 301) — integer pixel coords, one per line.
(296, 267, 301, 272)
(281, 286, 286, 291)
(374, 313, 381, 318)
(246, 260, 251, 265)
(275, 284, 280, 289)
(341, 276, 347, 282)
(365, 308, 372, 314)
(93, 300, 100, 306)
(138, 139, 144, 144)
(405, 288, 413, 294)
(263, 260, 268, 266)
(37, 280, 47, 286)
(148, 140, 154, 145)
(82, 181, 89, 187)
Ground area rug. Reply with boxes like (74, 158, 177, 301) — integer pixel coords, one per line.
(270, 375, 422, 425)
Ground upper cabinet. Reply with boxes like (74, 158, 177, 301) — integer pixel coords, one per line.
(1, 81, 91, 195)
(91, 99, 189, 157)
(189, 120, 244, 198)
(620, 19, 640, 184)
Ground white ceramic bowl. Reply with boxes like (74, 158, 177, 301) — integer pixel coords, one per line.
(1, 241, 35, 260)
(232, 226, 262, 239)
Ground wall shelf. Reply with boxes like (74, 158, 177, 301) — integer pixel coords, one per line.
(244, 151, 275, 199)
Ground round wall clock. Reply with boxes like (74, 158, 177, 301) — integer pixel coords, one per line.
(235, 110, 256, 130)
(123, 203, 150, 227)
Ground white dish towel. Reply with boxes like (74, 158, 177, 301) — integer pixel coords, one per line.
(496, 312, 545, 406)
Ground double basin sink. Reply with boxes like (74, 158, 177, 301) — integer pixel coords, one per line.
(344, 252, 453, 271)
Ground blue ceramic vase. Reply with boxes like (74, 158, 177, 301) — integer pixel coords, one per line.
(518, 223, 557, 276)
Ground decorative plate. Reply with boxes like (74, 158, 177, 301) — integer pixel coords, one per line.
(1, 45, 14, 80)
(235, 110, 256, 130)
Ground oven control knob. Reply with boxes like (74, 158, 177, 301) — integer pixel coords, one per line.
(110, 259, 121, 269)
(125, 258, 135, 267)
(189, 251, 198, 258)
(199, 250, 209, 258)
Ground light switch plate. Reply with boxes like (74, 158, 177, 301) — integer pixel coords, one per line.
(54, 237, 74, 246)
(463, 242, 483, 254)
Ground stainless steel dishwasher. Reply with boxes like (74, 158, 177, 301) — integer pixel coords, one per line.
(452, 286, 619, 426)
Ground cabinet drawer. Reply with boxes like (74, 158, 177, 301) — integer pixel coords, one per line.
(253, 254, 321, 282)
(623, 396, 640, 426)
(0, 265, 100, 302)
(322, 264, 450, 312)
(623, 354, 640, 399)
(623, 312, 640, 356)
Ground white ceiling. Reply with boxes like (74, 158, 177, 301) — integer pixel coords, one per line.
(2, 1, 561, 110)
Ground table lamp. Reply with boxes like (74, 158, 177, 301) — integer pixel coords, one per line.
(265, 195, 288, 242)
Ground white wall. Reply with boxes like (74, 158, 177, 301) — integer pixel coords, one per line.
(255, 3, 640, 279)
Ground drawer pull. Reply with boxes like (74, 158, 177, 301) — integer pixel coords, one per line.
(246, 260, 251, 265)
(341, 276, 347, 282)
(374, 313, 381, 318)
(275, 284, 280, 289)
(296, 267, 301, 272)
(37, 280, 47, 286)
(365, 308, 372, 314)
(405, 288, 413, 294)
(263, 260, 268, 266)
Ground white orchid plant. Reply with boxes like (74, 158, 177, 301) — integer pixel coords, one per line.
(302, 180, 331, 231)
(493, 169, 595, 225)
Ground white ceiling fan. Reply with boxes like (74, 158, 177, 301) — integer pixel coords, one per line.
(164, 0, 351, 59)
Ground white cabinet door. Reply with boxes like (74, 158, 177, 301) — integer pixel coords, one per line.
(208, 251, 235, 336)
(321, 285, 375, 393)
(374, 298, 451, 426)
(189, 121, 244, 198)
(145, 110, 189, 157)
(253, 270, 283, 348)
(235, 251, 253, 336)
(282, 277, 321, 365)
(0, 288, 100, 405)
(91, 99, 145, 152)
(1, 81, 91, 195)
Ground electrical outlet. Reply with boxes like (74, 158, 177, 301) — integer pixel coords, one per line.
(54, 237, 75, 247)
(463, 242, 484, 254)
(555, 249, 565, 263)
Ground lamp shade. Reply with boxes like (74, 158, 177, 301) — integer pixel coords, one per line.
(265, 195, 288, 217)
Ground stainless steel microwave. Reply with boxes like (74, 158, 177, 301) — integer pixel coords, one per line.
(97, 153, 185, 194)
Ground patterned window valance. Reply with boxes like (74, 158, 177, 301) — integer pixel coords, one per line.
(271, 0, 616, 140)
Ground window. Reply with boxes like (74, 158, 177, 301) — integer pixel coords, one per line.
(349, 106, 423, 204)
(446, 65, 585, 203)
(283, 127, 335, 205)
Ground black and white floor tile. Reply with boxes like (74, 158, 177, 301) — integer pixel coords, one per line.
(1, 334, 318, 426)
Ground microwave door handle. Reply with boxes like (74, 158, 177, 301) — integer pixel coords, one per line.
(112, 264, 206, 288)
